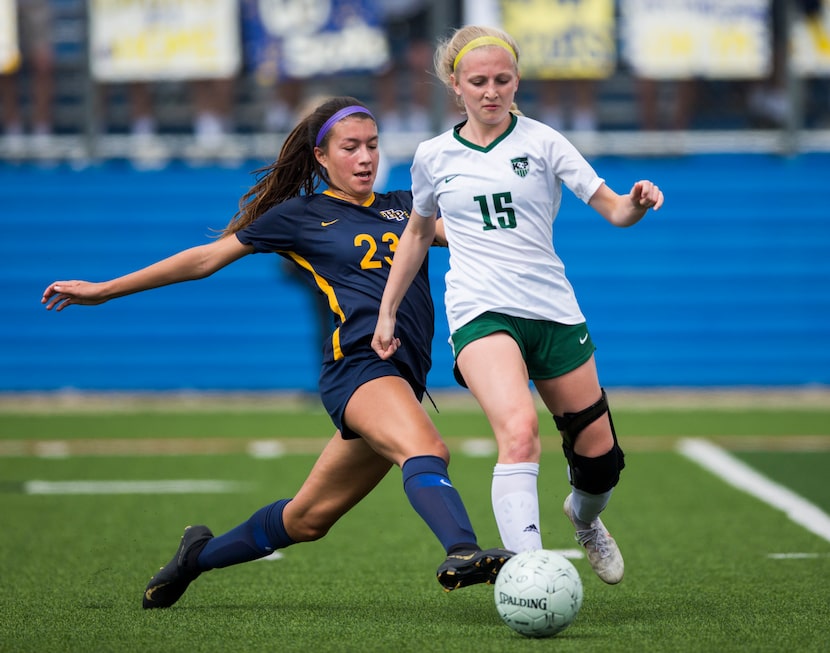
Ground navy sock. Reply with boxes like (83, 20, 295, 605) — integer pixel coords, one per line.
(401, 455, 478, 553)
(197, 498, 295, 570)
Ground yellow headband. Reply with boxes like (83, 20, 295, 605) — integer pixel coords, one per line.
(452, 36, 517, 71)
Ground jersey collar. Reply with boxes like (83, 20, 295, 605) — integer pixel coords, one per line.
(453, 113, 518, 152)
(323, 189, 375, 206)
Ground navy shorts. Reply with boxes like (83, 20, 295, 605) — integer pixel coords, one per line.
(319, 344, 425, 439)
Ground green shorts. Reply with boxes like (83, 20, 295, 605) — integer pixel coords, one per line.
(450, 311, 596, 388)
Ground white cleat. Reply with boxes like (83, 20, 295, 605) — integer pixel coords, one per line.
(563, 493, 624, 584)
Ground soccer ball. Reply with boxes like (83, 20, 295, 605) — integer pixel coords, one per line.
(494, 549, 583, 638)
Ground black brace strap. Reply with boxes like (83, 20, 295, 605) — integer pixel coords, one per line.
(553, 389, 609, 449)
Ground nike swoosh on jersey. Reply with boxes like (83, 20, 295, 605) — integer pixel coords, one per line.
(444, 175, 460, 183)
(321, 219, 339, 227)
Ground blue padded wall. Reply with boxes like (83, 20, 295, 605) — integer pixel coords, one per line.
(2, 154, 828, 391)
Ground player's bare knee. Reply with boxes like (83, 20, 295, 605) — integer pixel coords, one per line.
(498, 434, 540, 463)
(290, 519, 331, 542)
(409, 441, 450, 465)
(285, 506, 336, 542)
(497, 414, 540, 461)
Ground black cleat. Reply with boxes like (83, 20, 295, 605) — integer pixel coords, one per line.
(142, 525, 213, 609)
(436, 547, 514, 591)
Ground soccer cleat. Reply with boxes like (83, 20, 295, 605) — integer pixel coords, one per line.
(142, 525, 214, 609)
(436, 547, 514, 591)
(563, 494, 624, 584)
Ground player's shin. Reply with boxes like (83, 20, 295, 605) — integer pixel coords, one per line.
(198, 498, 295, 569)
(491, 462, 542, 552)
(401, 455, 478, 552)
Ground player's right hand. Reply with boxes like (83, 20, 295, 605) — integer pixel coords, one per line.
(371, 315, 400, 360)
(41, 281, 107, 311)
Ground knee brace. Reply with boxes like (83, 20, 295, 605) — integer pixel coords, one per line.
(553, 389, 625, 494)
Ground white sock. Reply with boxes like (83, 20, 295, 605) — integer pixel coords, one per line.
(492, 462, 542, 552)
(570, 487, 613, 527)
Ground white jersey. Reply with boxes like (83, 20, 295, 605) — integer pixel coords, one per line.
(411, 114, 604, 334)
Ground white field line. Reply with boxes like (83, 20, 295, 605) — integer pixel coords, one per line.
(0, 438, 329, 458)
(677, 438, 830, 543)
(23, 480, 248, 495)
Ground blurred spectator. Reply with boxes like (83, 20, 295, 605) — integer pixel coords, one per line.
(127, 82, 156, 138)
(0, 0, 54, 146)
(538, 79, 600, 132)
(635, 77, 697, 130)
(95, 78, 237, 151)
(90, 0, 240, 151)
(191, 77, 236, 148)
(748, 0, 829, 127)
(748, 0, 794, 126)
(264, 78, 305, 133)
(242, 0, 316, 135)
(374, 0, 434, 132)
(94, 81, 158, 140)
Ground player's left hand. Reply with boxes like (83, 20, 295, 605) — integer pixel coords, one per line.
(630, 180, 664, 211)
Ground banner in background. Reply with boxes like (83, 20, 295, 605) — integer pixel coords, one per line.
(621, 0, 771, 79)
(89, 0, 241, 81)
(792, 0, 830, 74)
(242, 0, 389, 82)
(0, 0, 19, 74)
(500, 0, 615, 79)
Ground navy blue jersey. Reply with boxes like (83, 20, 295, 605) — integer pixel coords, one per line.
(236, 190, 434, 387)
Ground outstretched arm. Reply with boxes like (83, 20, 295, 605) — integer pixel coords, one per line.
(42, 235, 253, 311)
(589, 180, 664, 227)
(372, 210, 436, 359)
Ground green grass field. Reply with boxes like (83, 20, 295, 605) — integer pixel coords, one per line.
(1, 392, 829, 652)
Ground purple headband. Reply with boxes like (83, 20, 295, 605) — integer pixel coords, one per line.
(315, 105, 375, 146)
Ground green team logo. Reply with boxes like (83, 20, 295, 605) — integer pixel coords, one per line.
(511, 157, 529, 178)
